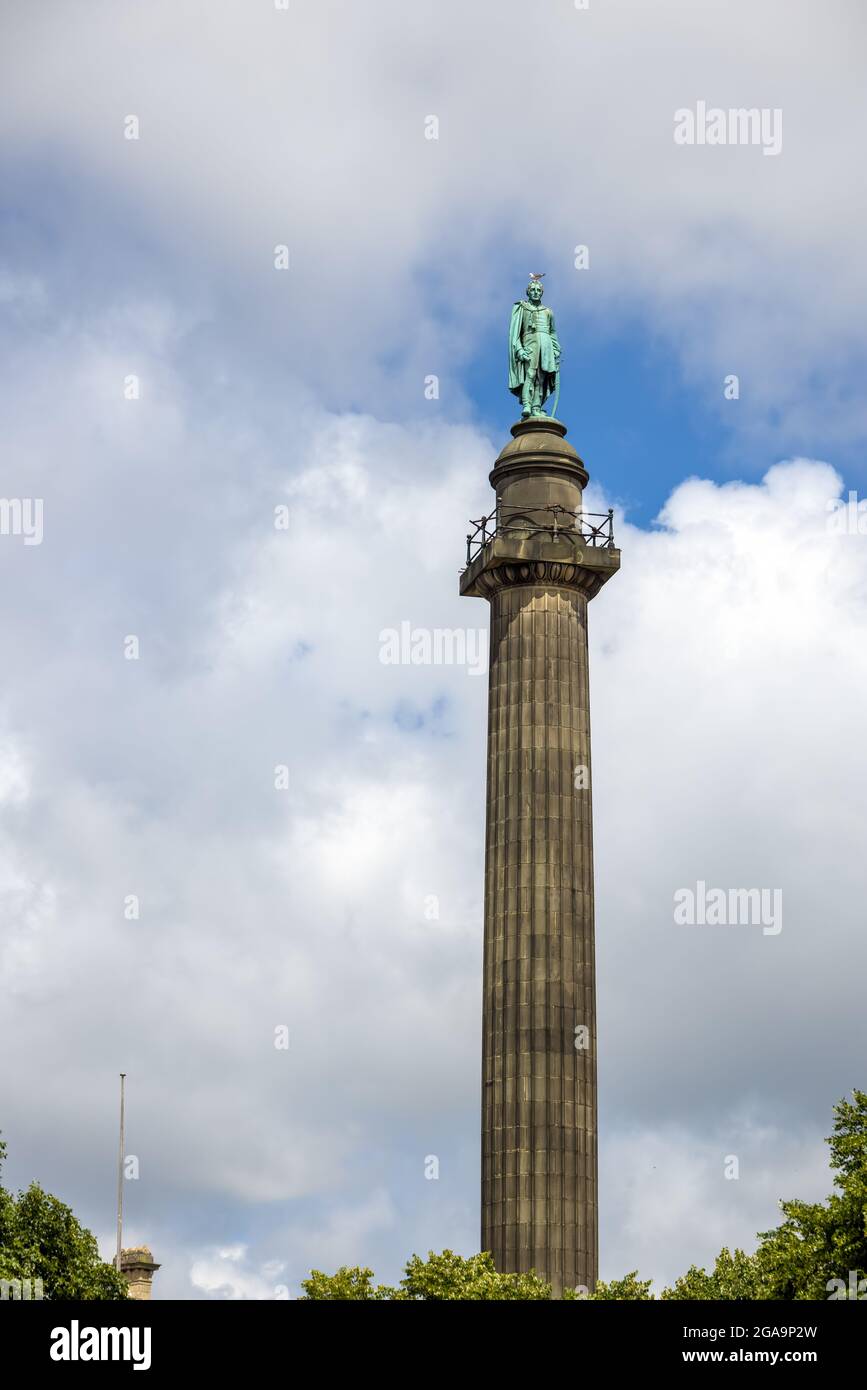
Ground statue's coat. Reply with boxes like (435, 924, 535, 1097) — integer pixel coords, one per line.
(508, 300, 560, 404)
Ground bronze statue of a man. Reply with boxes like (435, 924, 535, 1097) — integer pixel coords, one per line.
(508, 275, 561, 419)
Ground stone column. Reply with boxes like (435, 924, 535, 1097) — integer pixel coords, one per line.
(460, 419, 619, 1296)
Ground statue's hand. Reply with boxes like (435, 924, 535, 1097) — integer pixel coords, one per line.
(517, 349, 530, 363)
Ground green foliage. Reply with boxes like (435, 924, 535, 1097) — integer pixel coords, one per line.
(660, 1248, 760, 1300)
(659, 1090, 867, 1301)
(301, 1091, 867, 1303)
(0, 1135, 128, 1300)
(301, 1250, 553, 1300)
(300, 1265, 383, 1300)
(396, 1250, 552, 1300)
(590, 1270, 654, 1300)
(747, 1089, 867, 1300)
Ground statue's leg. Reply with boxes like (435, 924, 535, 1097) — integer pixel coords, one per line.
(522, 341, 540, 418)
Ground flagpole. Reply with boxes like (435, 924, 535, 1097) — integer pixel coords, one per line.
(115, 1073, 126, 1271)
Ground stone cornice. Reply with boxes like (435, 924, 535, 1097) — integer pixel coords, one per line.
(460, 534, 620, 601)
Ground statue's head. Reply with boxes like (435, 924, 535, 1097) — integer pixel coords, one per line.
(526, 277, 544, 304)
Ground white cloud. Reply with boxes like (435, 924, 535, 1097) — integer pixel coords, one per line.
(4, 1, 867, 444)
(189, 1244, 287, 1302)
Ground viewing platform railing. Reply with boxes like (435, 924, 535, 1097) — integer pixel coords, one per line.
(465, 504, 616, 568)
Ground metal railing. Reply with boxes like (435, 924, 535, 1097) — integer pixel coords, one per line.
(465, 503, 615, 567)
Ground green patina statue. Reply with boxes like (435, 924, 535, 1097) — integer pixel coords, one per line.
(508, 273, 561, 419)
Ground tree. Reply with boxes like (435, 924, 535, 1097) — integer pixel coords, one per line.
(591, 1271, 654, 1300)
(300, 1265, 383, 1300)
(0, 1137, 128, 1300)
(396, 1250, 552, 1300)
(300, 1091, 867, 1302)
(660, 1247, 760, 1301)
(748, 1088, 867, 1300)
(660, 1089, 867, 1301)
(301, 1250, 553, 1300)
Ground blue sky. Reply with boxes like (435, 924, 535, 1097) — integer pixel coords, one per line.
(471, 318, 729, 524)
(2, 0, 866, 1299)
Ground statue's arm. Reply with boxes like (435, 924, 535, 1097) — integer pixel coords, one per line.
(549, 309, 561, 361)
(509, 303, 529, 362)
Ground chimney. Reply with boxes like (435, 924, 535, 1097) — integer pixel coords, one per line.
(119, 1246, 160, 1300)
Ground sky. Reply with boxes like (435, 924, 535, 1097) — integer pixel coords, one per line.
(1, 0, 866, 1298)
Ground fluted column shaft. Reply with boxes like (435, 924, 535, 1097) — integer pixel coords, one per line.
(481, 581, 596, 1296)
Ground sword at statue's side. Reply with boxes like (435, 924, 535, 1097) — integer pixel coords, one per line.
(551, 366, 561, 421)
